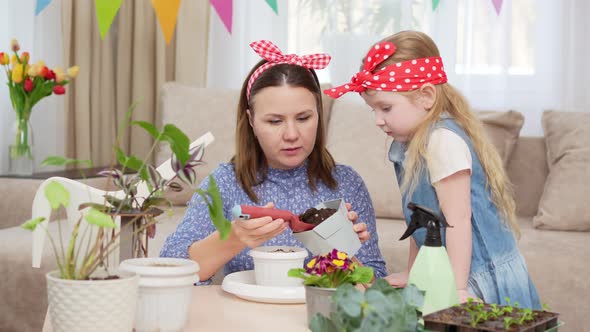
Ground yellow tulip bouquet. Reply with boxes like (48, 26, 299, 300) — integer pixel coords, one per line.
(0, 38, 79, 172)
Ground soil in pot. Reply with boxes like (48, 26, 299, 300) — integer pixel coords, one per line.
(270, 248, 296, 253)
(299, 207, 337, 225)
(424, 303, 559, 332)
(88, 275, 120, 280)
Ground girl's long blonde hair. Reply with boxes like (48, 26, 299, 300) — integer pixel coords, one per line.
(376, 31, 519, 237)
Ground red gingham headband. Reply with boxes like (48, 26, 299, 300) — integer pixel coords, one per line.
(247, 40, 331, 102)
(324, 41, 447, 99)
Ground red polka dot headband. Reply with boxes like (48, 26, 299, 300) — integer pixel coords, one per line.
(247, 40, 331, 102)
(324, 42, 447, 99)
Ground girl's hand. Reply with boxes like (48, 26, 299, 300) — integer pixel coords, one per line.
(346, 202, 370, 243)
(231, 202, 288, 248)
(384, 271, 409, 288)
(458, 289, 481, 304)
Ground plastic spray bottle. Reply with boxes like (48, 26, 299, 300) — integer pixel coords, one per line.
(399, 202, 459, 315)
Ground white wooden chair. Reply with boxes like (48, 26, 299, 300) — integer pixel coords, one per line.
(31, 132, 215, 268)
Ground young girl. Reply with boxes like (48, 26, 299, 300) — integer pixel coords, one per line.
(325, 30, 541, 308)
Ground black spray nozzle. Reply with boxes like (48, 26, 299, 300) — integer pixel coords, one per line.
(399, 202, 452, 246)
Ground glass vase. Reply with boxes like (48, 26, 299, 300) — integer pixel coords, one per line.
(117, 208, 164, 261)
(8, 115, 34, 175)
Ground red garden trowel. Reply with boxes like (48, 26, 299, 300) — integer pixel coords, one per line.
(231, 205, 315, 233)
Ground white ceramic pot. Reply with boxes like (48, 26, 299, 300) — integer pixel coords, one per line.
(248, 246, 308, 287)
(119, 257, 199, 332)
(46, 270, 138, 332)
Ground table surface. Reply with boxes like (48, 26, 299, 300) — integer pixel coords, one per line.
(43, 285, 310, 331)
(0, 166, 109, 179)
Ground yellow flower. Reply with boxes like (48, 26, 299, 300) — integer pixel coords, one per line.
(306, 258, 317, 269)
(12, 65, 23, 83)
(336, 251, 347, 260)
(11, 54, 18, 66)
(332, 259, 344, 267)
(11, 39, 20, 52)
(36, 60, 45, 68)
(67, 65, 79, 78)
(28, 64, 40, 77)
(54, 66, 66, 83)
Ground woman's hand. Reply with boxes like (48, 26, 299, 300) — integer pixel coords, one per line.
(458, 289, 481, 304)
(384, 271, 409, 288)
(230, 202, 288, 248)
(346, 203, 370, 243)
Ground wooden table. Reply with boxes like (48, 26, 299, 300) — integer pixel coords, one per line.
(43, 285, 309, 331)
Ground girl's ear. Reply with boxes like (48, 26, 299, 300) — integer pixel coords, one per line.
(246, 109, 255, 128)
(418, 84, 436, 110)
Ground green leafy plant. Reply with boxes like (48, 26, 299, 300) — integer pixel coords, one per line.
(288, 249, 373, 288)
(459, 297, 539, 329)
(21, 101, 231, 280)
(309, 279, 425, 332)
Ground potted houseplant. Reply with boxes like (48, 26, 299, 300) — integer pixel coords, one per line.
(423, 297, 561, 332)
(0, 38, 79, 175)
(288, 249, 373, 326)
(22, 102, 232, 332)
(308, 278, 425, 332)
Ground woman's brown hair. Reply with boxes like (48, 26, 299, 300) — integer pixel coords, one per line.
(231, 61, 336, 202)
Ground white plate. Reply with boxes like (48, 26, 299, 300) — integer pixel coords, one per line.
(221, 270, 306, 304)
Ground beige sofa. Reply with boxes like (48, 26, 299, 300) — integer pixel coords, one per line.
(1, 83, 587, 332)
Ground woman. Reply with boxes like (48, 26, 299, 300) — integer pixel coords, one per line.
(160, 40, 387, 283)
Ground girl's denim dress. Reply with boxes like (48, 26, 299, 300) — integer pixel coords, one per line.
(389, 117, 541, 309)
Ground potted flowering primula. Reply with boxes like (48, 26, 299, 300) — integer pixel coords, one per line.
(0, 38, 79, 175)
(288, 249, 373, 325)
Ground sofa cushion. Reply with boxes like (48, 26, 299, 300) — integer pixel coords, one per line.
(158, 83, 334, 206)
(505, 137, 548, 217)
(327, 96, 525, 219)
(533, 111, 590, 231)
(327, 95, 403, 219)
(477, 110, 524, 166)
(157, 84, 240, 205)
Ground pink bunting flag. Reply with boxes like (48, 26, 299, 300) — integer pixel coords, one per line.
(210, 0, 233, 34)
(492, 0, 503, 15)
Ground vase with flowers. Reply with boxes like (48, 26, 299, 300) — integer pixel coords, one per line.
(288, 249, 373, 326)
(0, 38, 79, 175)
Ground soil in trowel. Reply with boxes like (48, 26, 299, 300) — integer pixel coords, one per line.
(299, 207, 337, 225)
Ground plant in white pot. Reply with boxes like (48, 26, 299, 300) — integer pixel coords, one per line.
(249, 246, 309, 287)
(22, 102, 232, 332)
(288, 249, 373, 326)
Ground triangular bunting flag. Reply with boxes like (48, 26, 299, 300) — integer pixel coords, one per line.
(491, 0, 503, 15)
(95, 0, 124, 39)
(210, 0, 233, 34)
(151, 0, 182, 44)
(265, 0, 278, 15)
(35, 0, 52, 15)
(432, 0, 441, 11)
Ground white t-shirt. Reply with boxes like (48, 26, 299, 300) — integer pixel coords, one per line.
(425, 128, 472, 184)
